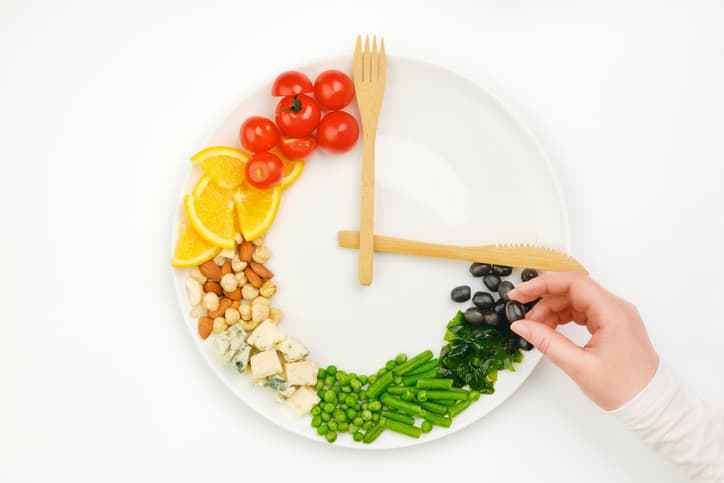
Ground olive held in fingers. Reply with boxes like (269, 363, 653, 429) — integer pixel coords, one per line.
(497, 281, 515, 302)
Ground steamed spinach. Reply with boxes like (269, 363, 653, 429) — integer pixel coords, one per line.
(438, 311, 522, 393)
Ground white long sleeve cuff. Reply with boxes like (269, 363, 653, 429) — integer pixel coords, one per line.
(609, 359, 724, 482)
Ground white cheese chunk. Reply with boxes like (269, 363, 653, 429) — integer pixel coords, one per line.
(285, 361, 318, 386)
(286, 386, 321, 416)
(246, 319, 284, 351)
(250, 349, 282, 380)
(276, 336, 309, 362)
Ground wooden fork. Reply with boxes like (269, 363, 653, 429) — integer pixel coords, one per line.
(353, 34, 386, 286)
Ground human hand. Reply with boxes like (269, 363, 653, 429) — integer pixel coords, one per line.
(507, 272, 659, 410)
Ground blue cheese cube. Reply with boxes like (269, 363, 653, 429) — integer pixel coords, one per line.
(231, 344, 251, 373)
(246, 320, 284, 351)
(263, 376, 296, 400)
(286, 386, 321, 416)
(285, 361, 318, 386)
(276, 337, 309, 362)
(213, 325, 249, 367)
(250, 349, 282, 380)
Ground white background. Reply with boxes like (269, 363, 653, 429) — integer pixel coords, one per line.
(2, 1, 723, 482)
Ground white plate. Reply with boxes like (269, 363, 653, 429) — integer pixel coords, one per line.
(172, 56, 570, 449)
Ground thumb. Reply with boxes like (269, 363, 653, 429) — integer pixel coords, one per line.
(510, 320, 589, 380)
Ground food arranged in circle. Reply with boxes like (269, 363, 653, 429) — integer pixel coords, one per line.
(172, 61, 546, 445)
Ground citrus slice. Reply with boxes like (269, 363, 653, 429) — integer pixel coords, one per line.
(270, 149, 305, 190)
(191, 146, 249, 189)
(192, 175, 234, 201)
(235, 185, 282, 241)
(185, 193, 236, 248)
(172, 223, 220, 267)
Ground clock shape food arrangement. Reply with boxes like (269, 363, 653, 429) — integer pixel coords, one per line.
(171, 36, 585, 449)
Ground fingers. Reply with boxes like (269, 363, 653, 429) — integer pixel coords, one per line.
(525, 295, 589, 328)
(510, 320, 590, 380)
(508, 272, 600, 315)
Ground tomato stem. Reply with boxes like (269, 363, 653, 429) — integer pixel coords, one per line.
(278, 95, 303, 113)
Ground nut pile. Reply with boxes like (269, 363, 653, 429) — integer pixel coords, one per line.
(185, 236, 284, 340)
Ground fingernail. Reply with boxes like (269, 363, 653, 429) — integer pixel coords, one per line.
(510, 321, 529, 338)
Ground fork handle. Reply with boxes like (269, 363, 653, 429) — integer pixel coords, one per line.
(358, 125, 377, 285)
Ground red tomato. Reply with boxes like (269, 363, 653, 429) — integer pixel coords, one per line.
(317, 111, 359, 153)
(245, 152, 283, 189)
(239, 116, 279, 153)
(314, 70, 355, 110)
(279, 136, 317, 160)
(275, 94, 321, 138)
(271, 71, 313, 97)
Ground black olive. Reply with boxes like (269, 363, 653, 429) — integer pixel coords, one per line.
(498, 281, 515, 302)
(464, 307, 485, 325)
(483, 274, 501, 291)
(469, 262, 492, 277)
(472, 291, 495, 309)
(450, 285, 471, 302)
(492, 265, 513, 276)
(519, 337, 534, 351)
(521, 268, 538, 282)
(524, 298, 541, 312)
(482, 310, 499, 327)
(505, 301, 525, 322)
(494, 299, 508, 325)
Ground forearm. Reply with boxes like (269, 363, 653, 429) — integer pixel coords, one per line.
(610, 359, 724, 482)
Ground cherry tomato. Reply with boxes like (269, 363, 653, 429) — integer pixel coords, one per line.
(239, 116, 280, 153)
(316, 111, 359, 153)
(275, 94, 321, 137)
(271, 71, 313, 97)
(314, 70, 355, 110)
(245, 152, 283, 189)
(279, 136, 317, 160)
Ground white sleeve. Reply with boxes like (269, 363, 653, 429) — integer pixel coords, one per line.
(609, 359, 724, 482)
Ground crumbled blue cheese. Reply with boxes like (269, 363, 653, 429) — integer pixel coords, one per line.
(250, 349, 283, 380)
(286, 386, 321, 416)
(263, 376, 296, 400)
(213, 325, 250, 370)
(246, 320, 285, 351)
(276, 336, 309, 362)
(285, 361, 318, 386)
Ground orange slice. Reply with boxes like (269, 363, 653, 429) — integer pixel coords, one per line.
(192, 175, 234, 201)
(185, 193, 236, 248)
(235, 184, 282, 241)
(271, 150, 305, 190)
(172, 223, 220, 267)
(191, 146, 249, 189)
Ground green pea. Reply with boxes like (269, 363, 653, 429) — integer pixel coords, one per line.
(353, 416, 363, 427)
(359, 390, 368, 400)
(326, 365, 337, 376)
(341, 386, 352, 393)
(321, 412, 331, 422)
(328, 420, 338, 431)
(361, 403, 369, 411)
(345, 395, 356, 407)
(324, 375, 335, 386)
(395, 353, 408, 364)
(359, 375, 369, 385)
(317, 424, 328, 436)
(325, 431, 337, 443)
(372, 413, 380, 422)
(385, 360, 396, 370)
(335, 371, 347, 382)
(362, 421, 373, 431)
(367, 375, 377, 385)
(377, 368, 387, 377)
(340, 404, 348, 410)
(353, 431, 364, 442)
(324, 391, 337, 404)
(318, 368, 327, 379)
(317, 389, 325, 399)
(393, 375, 402, 385)
(350, 379, 362, 391)
(338, 422, 349, 433)
(315, 380, 324, 391)
(332, 386, 341, 394)
(311, 405, 321, 416)
(346, 408, 357, 420)
(323, 403, 335, 413)
(361, 410, 373, 421)
(334, 409, 347, 422)
(311, 415, 322, 427)
(348, 424, 358, 433)
(368, 400, 382, 412)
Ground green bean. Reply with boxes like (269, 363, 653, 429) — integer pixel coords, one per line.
(401, 391, 415, 402)
(366, 371, 394, 399)
(448, 399, 472, 418)
(393, 350, 434, 376)
(408, 359, 439, 375)
(421, 420, 433, 433)
(420, 400, 449, 415)
(416, 378, 454, 390)
(363, 421, 385, 444)
(403, 369, 440, 387)
(416, 390, 428, 402)
(432, 399, 455, 407)
(381, 410, 415, 425)
(426, 390, 468, 400)
(385, 419, 422, 438)
(468, 390, 481, 401)
(423, 412, 452, 428)
(380, 393, 426, 416)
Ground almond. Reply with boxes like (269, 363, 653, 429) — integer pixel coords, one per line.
(224, 288, 242, 300)
(244, 267, 263, 288)
(239, 241, 253, 262)
(198, 317, 213, 339)
(199, 260, 222, 282)
(250, 261, 274, 279)
(221, 260, 232, 275)
(203, 282, 223, 296)
(208, 297, 232, 319)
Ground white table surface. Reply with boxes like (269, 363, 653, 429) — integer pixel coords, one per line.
(2, 1, 723, 481)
